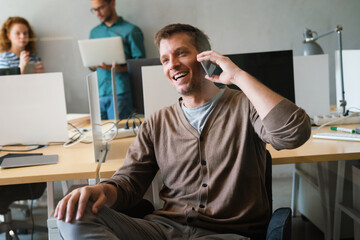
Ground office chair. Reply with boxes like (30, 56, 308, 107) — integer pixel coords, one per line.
(265, 150, 292, 240)
(120, 150, 291, 240)
(0, 183, 48, 240)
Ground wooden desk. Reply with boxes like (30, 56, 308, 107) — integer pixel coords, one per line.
(0, 118, 138, 184)
(268, 124, 360, 240)
(268, 124, 360, 164)
(0, 143, 98, 185)
(100, 124, 360, 175)
(99, 124, 360, 240)
(100, 137, 132, 178)
(0, 142, 99, 217)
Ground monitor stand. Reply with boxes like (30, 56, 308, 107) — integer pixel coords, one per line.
(111, 66, 119, 121)
(86, 72, 109, 164)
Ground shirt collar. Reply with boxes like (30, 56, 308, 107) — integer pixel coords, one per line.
(101, 16, 123, 28)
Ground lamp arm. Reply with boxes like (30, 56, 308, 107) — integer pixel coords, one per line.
(302, 25, 346, 115)
(306, 25, 343, 42)
(336, 26, 346, 115)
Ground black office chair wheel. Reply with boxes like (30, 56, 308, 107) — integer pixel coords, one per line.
(8, 229, 20, 240)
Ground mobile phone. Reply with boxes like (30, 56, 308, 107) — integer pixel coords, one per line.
(201, 60, 217, 77)
(24, 62, 36, 74)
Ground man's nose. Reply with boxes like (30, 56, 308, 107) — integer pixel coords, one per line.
(169, 57, 180, 69)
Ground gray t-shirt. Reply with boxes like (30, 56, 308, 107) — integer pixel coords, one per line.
(181, 88, 225, 133)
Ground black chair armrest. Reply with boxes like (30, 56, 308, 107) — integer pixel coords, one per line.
(266, 207, 292, 240)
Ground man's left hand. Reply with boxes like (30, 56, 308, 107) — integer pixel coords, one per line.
(197, 50, 242, 86)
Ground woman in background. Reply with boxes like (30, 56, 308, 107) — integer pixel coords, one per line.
(0, 16, 44, 74)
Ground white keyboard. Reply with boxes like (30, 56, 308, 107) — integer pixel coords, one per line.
(313, 132, 360, 142)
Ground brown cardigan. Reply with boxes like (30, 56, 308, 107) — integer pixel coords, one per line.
(102, 87, 311, 237)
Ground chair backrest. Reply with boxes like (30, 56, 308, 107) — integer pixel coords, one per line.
(264, 150, 293, 240)
(265, 150, 273, 214)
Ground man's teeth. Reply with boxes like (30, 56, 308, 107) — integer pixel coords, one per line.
(174, 72, 188, 80)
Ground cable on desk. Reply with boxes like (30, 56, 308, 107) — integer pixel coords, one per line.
(102, 121, 119, 143)
(125, 116, 131, 129)
(65, 115, 142, 146)
(130, 112, 142, 126)
(63, 124, 90, 148)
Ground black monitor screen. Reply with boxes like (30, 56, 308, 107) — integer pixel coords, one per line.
(127, 50, 295, 115)
(0, 67, 21, 76)
(219, 50, 295, 103)
(127, 58, 161, 115)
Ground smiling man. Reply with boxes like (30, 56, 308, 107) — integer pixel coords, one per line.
(56, 24, 311, 239)
(89, 0, 145, 120)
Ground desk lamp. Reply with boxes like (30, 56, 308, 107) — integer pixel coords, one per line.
(302, 25, 347, 116)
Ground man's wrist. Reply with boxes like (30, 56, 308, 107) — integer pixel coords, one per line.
(231, 68, 246, 87)
(101, 183, 118, 206)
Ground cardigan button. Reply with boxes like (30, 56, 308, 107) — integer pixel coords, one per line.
(201, 160, 206, 166)
(199, 204, 205, 208)
(202, 183, 208, 187)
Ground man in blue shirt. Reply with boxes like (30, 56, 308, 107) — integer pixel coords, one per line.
(89, 0, 146, 119)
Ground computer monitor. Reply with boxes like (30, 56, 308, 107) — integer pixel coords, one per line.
(129, 50, 295, 116)
(86, 72, 108, 163)
(127, 58, 161, 115)
(219, 50, 295, 103)
(0, 72, 69, 146)
(336, 50, 360, 112)
(0, 67, 20, 76)
(142, 65, 180, 117)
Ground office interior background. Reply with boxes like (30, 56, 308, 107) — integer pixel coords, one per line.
(1, 0, 360, 115)
(2, 1, 360, 239)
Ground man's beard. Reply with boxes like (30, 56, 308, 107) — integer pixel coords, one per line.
(102, 12, 113, 23)
(177, 78, 205, 96)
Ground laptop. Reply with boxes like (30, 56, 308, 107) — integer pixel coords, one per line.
(78, 37, 126, 67)
(0, 153, 58, 169)
(0, 72, 69, 146)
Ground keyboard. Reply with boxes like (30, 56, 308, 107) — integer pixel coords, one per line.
(313, 132, 360, 142)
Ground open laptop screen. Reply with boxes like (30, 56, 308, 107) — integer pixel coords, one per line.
(78, 37, 126, 67)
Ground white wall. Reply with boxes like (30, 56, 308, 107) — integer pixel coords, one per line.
(1, 0, 360, 113)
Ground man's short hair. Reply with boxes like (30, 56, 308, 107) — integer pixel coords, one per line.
(154, 23, 211, 52)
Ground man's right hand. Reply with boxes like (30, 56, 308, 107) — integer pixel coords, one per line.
(54, 183, 117, 223)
